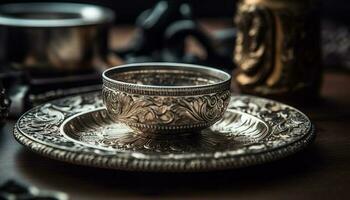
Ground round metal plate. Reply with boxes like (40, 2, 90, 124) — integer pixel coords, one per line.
(14, 92, 315, 172)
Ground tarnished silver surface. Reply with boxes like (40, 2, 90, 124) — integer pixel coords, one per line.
(0, 3, 114, 71)
(102, 63, 232, 135)
(14, 92, 315, 172)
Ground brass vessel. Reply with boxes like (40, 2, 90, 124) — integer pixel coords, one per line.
(234, 0, 322, 102)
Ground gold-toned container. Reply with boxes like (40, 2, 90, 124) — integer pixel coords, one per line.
(233, 0, 322, 102)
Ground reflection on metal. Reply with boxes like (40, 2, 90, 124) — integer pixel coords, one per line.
(234, 0, 322, 100)
(0, 3, 114, 71)
(102, 63, 231, 135)
(14, 92, 314, 172)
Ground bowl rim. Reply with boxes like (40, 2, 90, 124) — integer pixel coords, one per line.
(102, 62, 232, 90)
(0, 2, 115, 27)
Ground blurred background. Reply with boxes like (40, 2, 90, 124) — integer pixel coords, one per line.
(4, 0, 237, 23)
(0, 0, 349, 117)
(0, 0, 348, 70)
(0, 0, 348, 24)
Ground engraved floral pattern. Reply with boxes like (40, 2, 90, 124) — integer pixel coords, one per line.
(14, 92, 314, 172)
(102, 87, 231, 132)
(63, 108, 269, 153)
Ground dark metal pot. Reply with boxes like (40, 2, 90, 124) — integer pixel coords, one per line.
(0, 2, 115, 71)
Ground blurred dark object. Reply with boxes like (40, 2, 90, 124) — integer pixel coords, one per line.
(233, 0, 322, 104)
(0, 81, 10, 124)
(24, 70, 102, 107)
(322, 20, 350, 71)
(5, 70, 101, 117)
(0, 180, 68, 200)
(113, 0, 235, 70)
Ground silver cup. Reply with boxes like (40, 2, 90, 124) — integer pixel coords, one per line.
(102, 62, 232, 136)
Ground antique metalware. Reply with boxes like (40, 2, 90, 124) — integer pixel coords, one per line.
(233, 0, 322, 101)
(102, 63, 232, 135)
(0, 2, 114, 71)
(14, 92, 315, 172)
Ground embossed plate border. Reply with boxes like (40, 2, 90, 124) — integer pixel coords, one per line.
(13, 92, 315, 172)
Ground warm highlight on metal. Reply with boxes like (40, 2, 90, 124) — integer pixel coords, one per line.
(234, 0, 322, 100)
(14, 92, 314, 172)
(102, 63, 232, 135)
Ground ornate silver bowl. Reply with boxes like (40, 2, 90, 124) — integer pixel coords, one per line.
(102, 63, 232, 135)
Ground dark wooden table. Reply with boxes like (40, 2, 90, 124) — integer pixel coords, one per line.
(0, 23, 350, 199)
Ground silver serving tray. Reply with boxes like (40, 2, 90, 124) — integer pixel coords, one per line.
(14, 92, 315, 172)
